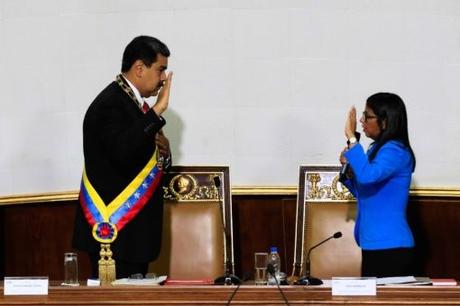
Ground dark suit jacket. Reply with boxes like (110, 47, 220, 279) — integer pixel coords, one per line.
(72, 81, 167, 263)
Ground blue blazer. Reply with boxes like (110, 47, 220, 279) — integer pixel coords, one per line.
(343, 140, 414, 250)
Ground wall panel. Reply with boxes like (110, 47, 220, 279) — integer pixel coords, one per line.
(1, 194, 460, 280)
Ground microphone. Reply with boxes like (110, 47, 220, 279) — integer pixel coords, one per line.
(213, 176, 241, 285)
(338, 132, 360, 183)
(338, 163, 350, 183)
(267, 263, 290, 306)
(213, 176, 221, 188)
(297, 231, 342, 286)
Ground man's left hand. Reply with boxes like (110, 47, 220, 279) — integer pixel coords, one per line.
(156, 129, 170, 158)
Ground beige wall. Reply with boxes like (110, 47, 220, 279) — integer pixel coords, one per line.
(1, 0, 460, 197)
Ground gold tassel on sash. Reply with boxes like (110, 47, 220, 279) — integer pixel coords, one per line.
(98, 244, 116, 285)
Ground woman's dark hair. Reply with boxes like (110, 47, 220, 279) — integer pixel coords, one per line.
(121, 36, 170, 72)
(367, 92, 416, 171)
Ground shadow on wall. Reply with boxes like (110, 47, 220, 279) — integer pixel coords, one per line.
(163, 108, 184, 162)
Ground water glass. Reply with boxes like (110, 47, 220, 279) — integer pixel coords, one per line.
(63, 252, 79, 285)
(254, 252, 268, 285)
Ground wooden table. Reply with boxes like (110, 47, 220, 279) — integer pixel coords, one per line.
(1, 285, 460, 305)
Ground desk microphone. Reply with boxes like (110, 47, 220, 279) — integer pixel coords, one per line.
(267, 263, 290, 306)
(213, 176, 241, 285)
(297, 231, 342, 286)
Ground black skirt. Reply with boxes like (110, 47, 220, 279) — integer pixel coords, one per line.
(361, 247, 415, 277)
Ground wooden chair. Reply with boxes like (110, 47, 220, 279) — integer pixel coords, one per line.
(148, 166, 234, 281)
(291, 165, 361, 281)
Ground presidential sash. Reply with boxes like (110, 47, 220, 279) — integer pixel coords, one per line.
(79, 150, 163, 243)
(79, 150, 163, 284)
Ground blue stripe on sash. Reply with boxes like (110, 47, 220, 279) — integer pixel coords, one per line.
(81, 181, 104, 224)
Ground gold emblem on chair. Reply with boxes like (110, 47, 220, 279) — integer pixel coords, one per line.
(307, 172, 354, 201)
(164, 173, 222, 201)
(169, 174, 198, 200)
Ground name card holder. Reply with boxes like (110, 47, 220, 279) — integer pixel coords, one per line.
(332, 277, 376, 296)
(4, 277, 49, 295)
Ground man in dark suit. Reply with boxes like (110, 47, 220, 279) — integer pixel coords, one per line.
(72, 36, 173, 279)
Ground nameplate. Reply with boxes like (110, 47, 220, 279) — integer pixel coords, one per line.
(87, 278, 101, 286)
(332, 277, 376, 296)
(4, 277, 49, 295)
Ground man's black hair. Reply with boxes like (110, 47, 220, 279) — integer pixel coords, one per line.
(121, 36, 170, 72)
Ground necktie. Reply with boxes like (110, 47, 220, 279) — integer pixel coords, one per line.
(142, 101, 150, 113)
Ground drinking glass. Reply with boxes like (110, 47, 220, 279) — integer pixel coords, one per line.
(63, 252, 79, 286)
(254, 252, 268, 285)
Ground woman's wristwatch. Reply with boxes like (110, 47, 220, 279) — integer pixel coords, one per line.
(347, 136, 357, 145)
(347, 132, 361, 146)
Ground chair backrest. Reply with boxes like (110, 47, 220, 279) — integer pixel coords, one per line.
(148, 166, 234, 280)
(291, 165, 361, 280)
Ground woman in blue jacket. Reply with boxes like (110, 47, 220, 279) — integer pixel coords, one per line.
(340, 92, 416, 277)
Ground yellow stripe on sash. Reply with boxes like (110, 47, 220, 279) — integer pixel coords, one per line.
(82, 149, 159, 221)
(82, 168, 109, 220)
(106, 150, 158, 216)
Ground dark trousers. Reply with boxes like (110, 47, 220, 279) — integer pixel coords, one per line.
(361, 247, 415, 278)
(89, 252, 149, 279)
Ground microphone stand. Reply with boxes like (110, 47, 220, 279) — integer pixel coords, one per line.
(213, 176, 241, 285)
(297, 232, 342, 286)
(297, 257, 323, 286)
